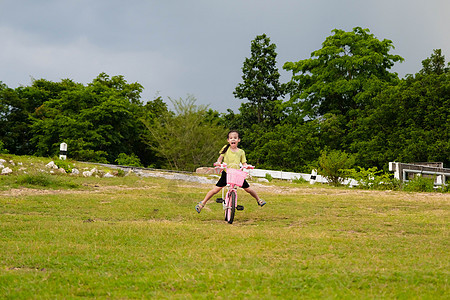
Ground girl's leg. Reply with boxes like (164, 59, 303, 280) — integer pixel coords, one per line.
(201, 186, 222, 206)
(196, 186, 223, 213)
(243, 187, 265, 206)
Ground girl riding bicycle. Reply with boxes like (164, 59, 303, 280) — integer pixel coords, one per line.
(195, 130, 266, 213)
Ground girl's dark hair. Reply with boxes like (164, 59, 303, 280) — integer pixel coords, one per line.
(221, 130, 240, 154)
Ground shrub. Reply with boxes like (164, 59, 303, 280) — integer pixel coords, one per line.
(403, 175, 435, 192)
(0, 140, 8, 154)
(115, 153, 143, 167)
(318, 150, 355, 186)
(55, 159, 73, 173)
(345, 166, 401, 190)
(116, 169, 126, 177)
(264, 173, 273, 182)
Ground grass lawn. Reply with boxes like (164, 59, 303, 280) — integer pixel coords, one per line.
(0, 167, 449, 299)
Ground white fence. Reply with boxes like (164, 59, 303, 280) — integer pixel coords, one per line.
(247, 168, 358, 186)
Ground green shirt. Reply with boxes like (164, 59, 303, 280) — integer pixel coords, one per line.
(219, 145, 247, 169)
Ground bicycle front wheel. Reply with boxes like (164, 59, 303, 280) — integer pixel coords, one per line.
(226, 190, 236, 224)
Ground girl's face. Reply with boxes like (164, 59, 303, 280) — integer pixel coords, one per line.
(227, 132, 240, 148)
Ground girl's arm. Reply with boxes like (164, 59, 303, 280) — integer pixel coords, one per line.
(216, 155, 224, 164)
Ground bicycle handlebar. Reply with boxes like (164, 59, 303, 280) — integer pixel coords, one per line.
(214, 162, 255, 170)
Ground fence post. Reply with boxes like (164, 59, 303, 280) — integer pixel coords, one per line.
(310, 169, 317, 184)
(59, 143, 67, 160)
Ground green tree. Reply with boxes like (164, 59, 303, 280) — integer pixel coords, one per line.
(348, 49, 450, 168)
(142, 95, 228, 171)
(318, 149, 356, 186)
(0, 79, 72, 155)
(28, 73, 147, 163)
(284, 27, 404, 119)
(234, 34, 285, 126)
(241, 122, 321, 172)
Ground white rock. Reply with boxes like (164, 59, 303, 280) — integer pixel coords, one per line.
(83, 171, 93, 177)
(0, 159, 6, 163)
(71, 168, 80, 175)
(0, 164, 4, 169)
(46, 161, 58, 169)
(1, 167, 12, 175)
(103, 172, 114, 178)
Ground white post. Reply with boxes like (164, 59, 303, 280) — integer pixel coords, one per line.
(59, 143, 67, 160)
(310, 169, 317, 185)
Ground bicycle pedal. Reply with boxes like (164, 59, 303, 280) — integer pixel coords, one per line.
(236, 205, 244, 211)
(216, 198, 224, 203)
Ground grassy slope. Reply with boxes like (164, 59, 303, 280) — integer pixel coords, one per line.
(0, 155, 449, 299)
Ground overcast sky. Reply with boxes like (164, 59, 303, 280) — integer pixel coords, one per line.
(1, 0, 448, 113)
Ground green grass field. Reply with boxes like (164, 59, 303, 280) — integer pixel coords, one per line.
(0, 163, 449, 299)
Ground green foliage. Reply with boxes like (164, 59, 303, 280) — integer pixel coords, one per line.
(142, 95, 227, 171)
(0, 140, 8, 154)
(284, 27, 403, 118)
(115, 153, 143, 167)
(264, 173, 273, 182)
(403, 175, 436, 193)
(54, 159, 73, 173)
(345, 166, 401, 190)
(16, 173, 53, 186)
(234, 34, 285, 126)
(1, 35, 449, 174)
(75, 149, 108, 163)
(15, 172, 79, 189)
(348, 49, 450, 168)
(292, 176, 307, 184)
(318, 149, 355, 186)
(239, 122, 321, 173)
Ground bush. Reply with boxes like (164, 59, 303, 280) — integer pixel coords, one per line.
(55, 159, 73, 173)
(265, 173, 273, 182)
(115, 153, 143, 167)
(0, 140, 8, 154)
(403, 175, 435, 192)
(318, 150, 355, 186)
(75, 149, 108, 164)
(345, 166, 401, 190)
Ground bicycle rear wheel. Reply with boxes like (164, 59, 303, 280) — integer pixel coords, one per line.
(226, 190, 236, 224)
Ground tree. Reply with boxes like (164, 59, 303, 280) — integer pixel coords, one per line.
(234, 34, 285, 126)
(318, 149, 356, 186)
(420, 49, 449, 75)
(284, 27, 404, 119)
(348, 49, 450, 168)
(141, 95, 228, 171)
(28, 73, 147, 163)
(0, 79, 70, 155)
(241, 121, 322, 173)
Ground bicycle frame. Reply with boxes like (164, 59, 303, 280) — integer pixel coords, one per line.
(214, 163, 254, 224)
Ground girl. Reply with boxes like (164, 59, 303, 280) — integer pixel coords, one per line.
(195, 130, 266, 213)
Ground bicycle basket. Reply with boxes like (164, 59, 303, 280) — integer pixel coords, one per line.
(226, 168, 247, 187)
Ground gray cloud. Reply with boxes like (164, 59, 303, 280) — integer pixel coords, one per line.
(1, 0, 448, 112)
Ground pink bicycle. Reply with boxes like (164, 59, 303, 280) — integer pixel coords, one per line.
(214, 163, 254, 224)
